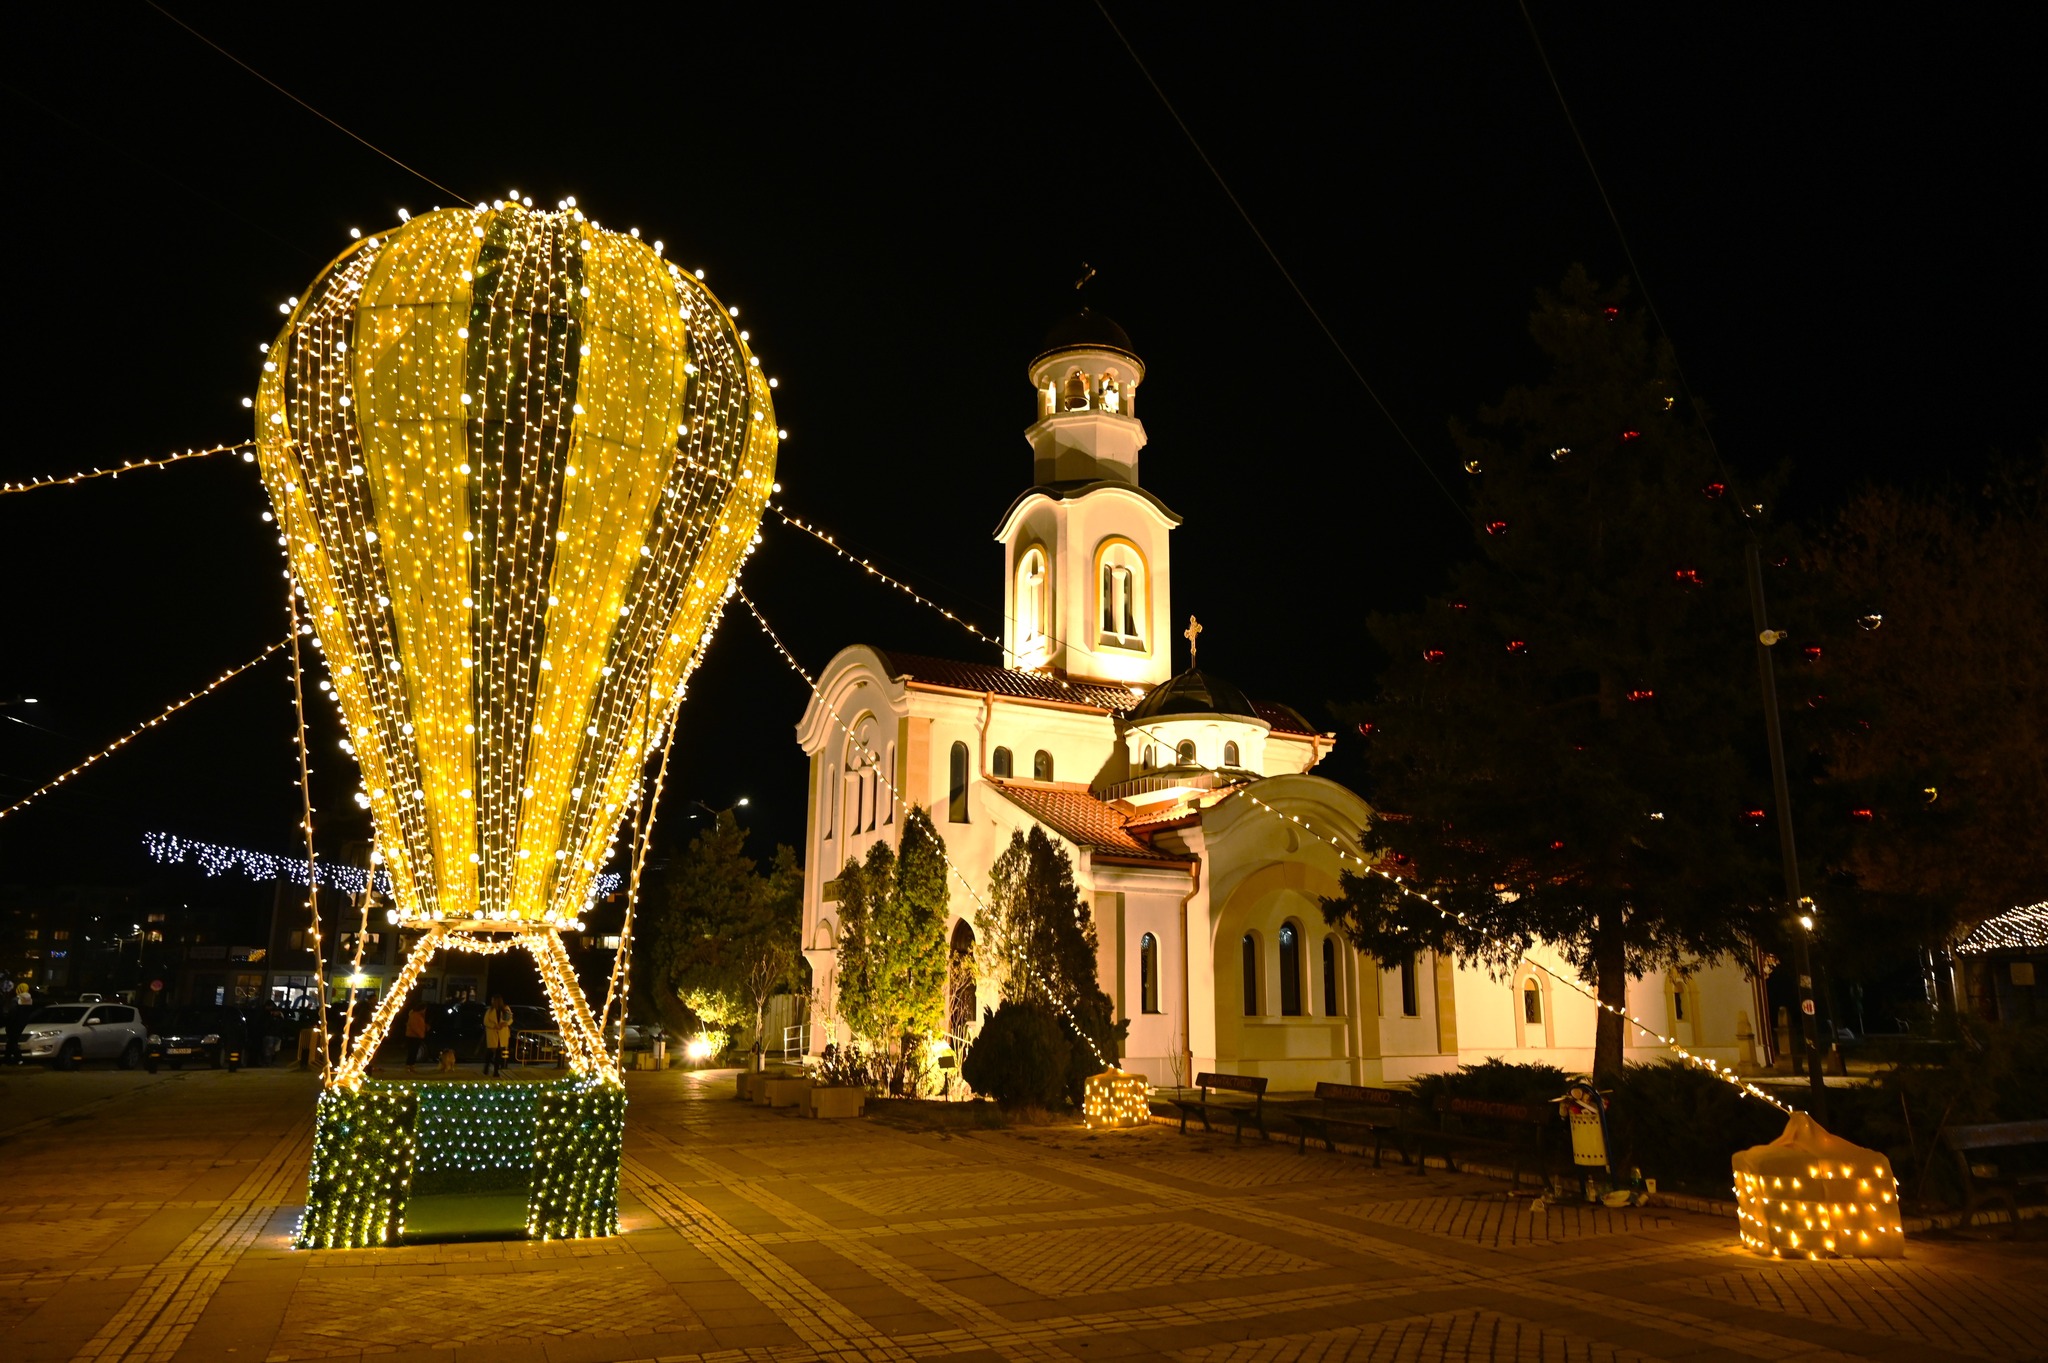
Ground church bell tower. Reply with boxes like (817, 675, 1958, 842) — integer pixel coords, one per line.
(995, 308, 1180, 688)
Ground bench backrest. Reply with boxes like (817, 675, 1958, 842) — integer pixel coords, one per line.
(1196, 1072, 1267, 1096)
(1315, 1081, 1413, 1108)
(1436, 1094, 1550, 1126)
(1945, 1119, 2048, 1151)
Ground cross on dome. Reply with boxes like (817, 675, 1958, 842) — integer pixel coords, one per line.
(1184, 615, 1203, 666)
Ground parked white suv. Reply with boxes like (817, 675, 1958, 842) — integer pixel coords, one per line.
(21, 1002, 148, 1070)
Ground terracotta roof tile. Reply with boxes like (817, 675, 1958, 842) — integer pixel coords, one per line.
(986, 779, 1196, 864)
(873, 650, 1323, 735)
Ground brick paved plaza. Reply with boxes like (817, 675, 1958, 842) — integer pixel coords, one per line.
(2, 1066, 2043, 1363)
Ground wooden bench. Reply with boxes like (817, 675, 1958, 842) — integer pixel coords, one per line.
(1413, 1095, 1559, 1188)
(1287, 1082, 1418, 1166)
(1942, 1119, 2048, 1230)
(1172, 1072, 1269, 1142)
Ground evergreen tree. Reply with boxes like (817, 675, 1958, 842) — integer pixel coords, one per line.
(1805, 455, 2048, 960)
(980, 826, 1125, 1091)
(834, 807, 950, 1078)
(1322, 267, 1778, 1079)
(638, 810, 802, 1050)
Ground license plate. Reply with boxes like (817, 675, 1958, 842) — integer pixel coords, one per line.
(169, 1047, 197, 1055)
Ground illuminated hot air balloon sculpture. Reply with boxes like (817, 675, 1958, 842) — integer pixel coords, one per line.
(256, 200, 776, 1246)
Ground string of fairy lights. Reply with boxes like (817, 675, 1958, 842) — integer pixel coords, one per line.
(742, 517, 1795, 1113)
(764, 502, 1002, 650)
(0, 641, 288, 821)
(0, 441, 255, 495)
(141, 832, 622, 899)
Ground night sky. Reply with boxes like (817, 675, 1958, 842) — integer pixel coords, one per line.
(3, 6, 2042, 892)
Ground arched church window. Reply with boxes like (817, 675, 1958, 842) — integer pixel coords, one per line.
(1033, 749, 1054, 781)
(1016, 549, 1047, 647)
(1278, 923, 1302, 1016)
(1523, 977, 1543, 1024)
(1322, 936, 1340, 1015)
(1399, 952, 1420, 1017)
(1095, 542, 1144, 646)
(1223, 741, 1241, 767)
(948, 741, 969, 823)
(1062, 369, 1089, 410)
(1175, 740, 1197, 765)
(1241, 933, 1260, 1016)
(992, 746, 1013, 778)
(1140, 932, 1160, 1013)
(1141, 744, 1156, 770)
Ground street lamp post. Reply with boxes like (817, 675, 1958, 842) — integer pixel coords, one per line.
(1744, 542, 1829, 1118)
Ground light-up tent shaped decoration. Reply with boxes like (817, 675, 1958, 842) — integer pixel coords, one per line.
(1733, 1112, 1905, 1259)
(256, 201, 776, 1247)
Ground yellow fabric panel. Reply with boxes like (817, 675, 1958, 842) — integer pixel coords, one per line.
(354, 211, 480, 917)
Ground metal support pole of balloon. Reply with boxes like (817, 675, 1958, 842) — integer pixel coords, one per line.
(285, 574, 332, 1087)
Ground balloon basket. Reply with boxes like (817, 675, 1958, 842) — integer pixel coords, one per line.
(293, 1075, 625, 1249)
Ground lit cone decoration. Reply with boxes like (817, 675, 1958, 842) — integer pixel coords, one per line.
(1732, 1112, 1905, 1259)
(256, 203, 776, 1086)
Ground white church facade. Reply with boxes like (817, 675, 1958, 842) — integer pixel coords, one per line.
(795, 309, 1761, 1090)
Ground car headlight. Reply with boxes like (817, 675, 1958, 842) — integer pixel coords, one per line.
(27, 1028, 58, 1039)
(202, 1034, 220, 1045)
(148, 1034, 162, 1044)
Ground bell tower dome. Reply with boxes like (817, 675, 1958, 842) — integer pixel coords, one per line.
(997, 308, 1179, 687)
(1025, 309, 1147, 484)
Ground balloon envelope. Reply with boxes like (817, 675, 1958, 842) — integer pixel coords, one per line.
(256, 204, 776, 927)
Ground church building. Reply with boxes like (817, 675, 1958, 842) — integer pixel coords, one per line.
(795, 310, 1759, 1089)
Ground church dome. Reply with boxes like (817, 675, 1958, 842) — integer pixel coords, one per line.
(1126, 667, 1259, 724)
(1034, 307, 1138, 363)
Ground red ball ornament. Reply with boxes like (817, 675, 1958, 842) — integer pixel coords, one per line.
(1505, 639, 1528, 654)
(1672, 568, 1701, 586)
(1850, 808, 1875, 822)
(1450, 599, 1470, 611)
(1621, 429, 1642, 444)
(1603, 306, 1619, 321)
(1702, 481, 1727, 499)
(1355, 721, 1376, 738)
(1422, 649, 1445, 663)
(1548, 839, 1565, 851)
(1626, 688, 1655, 703)
(1744, 808, 1768, 823)
(1485, 520, 1508, 536)
(1802, 645, 1823, 662)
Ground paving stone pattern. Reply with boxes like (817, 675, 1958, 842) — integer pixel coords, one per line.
(1, 1063, 2044, 1363)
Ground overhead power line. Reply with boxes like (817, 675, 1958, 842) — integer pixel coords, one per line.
(1092, 1, 1469, 527)
(144, 2, 467, 203)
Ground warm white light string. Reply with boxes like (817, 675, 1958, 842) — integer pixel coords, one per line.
(285, 583, 333, 1086)
(0, 441, 254, 495)
(764, 503, 1002, 650)
(735, 589, 1109, 1067)
(1218, 777, 1794, 1114)
(0, 640, 288, 821)
(759, 532, 1793, 1114)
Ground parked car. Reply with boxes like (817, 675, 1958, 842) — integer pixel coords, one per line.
(20, 1002, 149, 1070)
(145, 1005, 247, 1071)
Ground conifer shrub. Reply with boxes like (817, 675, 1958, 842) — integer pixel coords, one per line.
(960, 1001, 1071, 1109)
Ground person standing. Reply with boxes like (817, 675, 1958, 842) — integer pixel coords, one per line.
(482, 995, 514, 1078)
(4, 982, 32, 1064)
(404, 1000, 430, 1073)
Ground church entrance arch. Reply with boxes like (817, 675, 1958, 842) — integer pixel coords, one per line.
(1210, 860, 1357, 1086)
